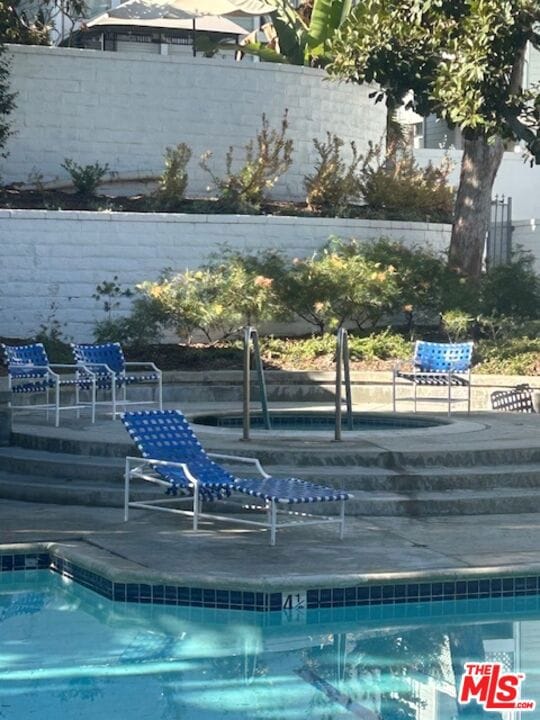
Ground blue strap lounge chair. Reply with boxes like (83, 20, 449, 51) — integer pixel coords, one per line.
(392, 340, 473, 416)
(71, 342, 162, 419)
(2, 343, 96, 426)
(121, 410, 351, 546)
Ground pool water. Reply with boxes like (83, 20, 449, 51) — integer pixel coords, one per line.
(2, 571, 540, 719)
(193, 412, 446, 432)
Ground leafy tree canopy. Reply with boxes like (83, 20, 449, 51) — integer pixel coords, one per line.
(0, 0, 87, 45)
(328, 0, 540, 162)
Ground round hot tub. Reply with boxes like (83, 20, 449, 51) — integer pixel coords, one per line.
(192, 411, 449, 432)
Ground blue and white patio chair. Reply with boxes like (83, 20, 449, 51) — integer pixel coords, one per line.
(121, 410, 351, 546)
(392, 340, 473, 416)
(491, 384, 536, 413)
(71, 342, 162, 419)
(2, 343, 96, 427)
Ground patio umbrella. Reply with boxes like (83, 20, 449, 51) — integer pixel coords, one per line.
(86, 2, 250, 36)
(86, 0, 276, 55)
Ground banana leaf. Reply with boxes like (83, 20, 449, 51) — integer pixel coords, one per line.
(306, 0, 352, 50)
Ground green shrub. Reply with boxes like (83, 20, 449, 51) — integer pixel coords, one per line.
(61, 158, 110, 196)
(93, 296, 164, 347)
(137, 250, 287, 343)
(200, 111, 293, 213)
(475, 337, 540, 375)
(260, 331, 412, 368)
(304, 133, 362, 216)
(348, 329, 412, 360)
(480, 251, 540, 319)
(0, 44, 15, 163)
(440, 309, 474, 341)
(357, 143, 455, 222)
(154, 143, 192, 211)
(274, 244, 401, 334)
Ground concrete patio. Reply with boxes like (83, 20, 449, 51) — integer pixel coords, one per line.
(1, 400, 539, 591)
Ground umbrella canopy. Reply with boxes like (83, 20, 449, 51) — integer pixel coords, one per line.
(86, 1, 249, 35)
(94, 0, 276, 22)
(83, 0, 276, 55)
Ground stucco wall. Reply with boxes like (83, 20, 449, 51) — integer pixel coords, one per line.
(2, 44, 385, 200)
(514, 219, 540, 272)
(0, 209, 451, 341)
(414, 148, 540, 222)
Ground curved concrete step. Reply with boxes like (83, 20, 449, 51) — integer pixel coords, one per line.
(0, 447, 124, 482)
(3, 447, 540, 495)
(268, 464, 540, 492)
(10, 429, 540, 470)
(2, 470, 540, 517)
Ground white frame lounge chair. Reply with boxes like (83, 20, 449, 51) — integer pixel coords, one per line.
(121, 410, 351, 546)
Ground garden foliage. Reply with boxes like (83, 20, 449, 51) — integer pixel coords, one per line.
(304, 133, 363, 216)
(111, 238, 540, 346)
(154, 143, 192, 211)
(0, 43, 15, 162)
(200, 112, 293, 213)
(61, 158, 110, 196)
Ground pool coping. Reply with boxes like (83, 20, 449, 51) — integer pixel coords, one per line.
(5, 540, 540, 613)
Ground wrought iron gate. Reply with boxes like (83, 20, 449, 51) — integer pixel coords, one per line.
(486, 195, 513, 268)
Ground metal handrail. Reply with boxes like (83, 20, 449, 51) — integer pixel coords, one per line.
(335, 328, 353, 441)
(243, 326, 271, 440)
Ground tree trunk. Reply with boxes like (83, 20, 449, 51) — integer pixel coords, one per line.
(448, 134, 504, 279)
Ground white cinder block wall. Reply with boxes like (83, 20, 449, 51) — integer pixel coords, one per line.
(2, 45, 385, 199)
(0, 210, 451, 341)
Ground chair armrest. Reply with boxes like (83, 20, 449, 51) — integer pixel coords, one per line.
(207, 452, 270, 478)
(10, 365, 56, 379)
(76, 362, 115, 376)
(126, 456, 199, 485)
(124, 362, 161, 372)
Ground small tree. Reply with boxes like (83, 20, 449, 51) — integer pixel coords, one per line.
(305, 133, 363, 216)
(329, 0, 540, 279)
(0, 0, 87, 45)
(200, 111, 293, 213)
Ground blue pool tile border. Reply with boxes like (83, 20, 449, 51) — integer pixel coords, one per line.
(3, 550, 540, 612)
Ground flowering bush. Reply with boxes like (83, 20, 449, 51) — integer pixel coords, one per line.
(200, 111, 293, 213)
(136, 249, 288, 342)
(275, 243, 400, 333)
(304, 133, 363, 216)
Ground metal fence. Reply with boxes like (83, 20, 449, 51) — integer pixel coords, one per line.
(486, 195, 513, 268)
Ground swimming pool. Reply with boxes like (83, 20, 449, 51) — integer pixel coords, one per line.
(2, 570, 539, 719)
(192, 411, 448, 432)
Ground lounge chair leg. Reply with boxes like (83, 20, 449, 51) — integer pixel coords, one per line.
(91, 381, 96, 424)
(270, 501, 277, 546)
(124, 458, 130, 522)
(339, 500, 345, 540)
(192, 484, 199, 531)
(55, 381, 60, 427)
(112, 379, 117, 420)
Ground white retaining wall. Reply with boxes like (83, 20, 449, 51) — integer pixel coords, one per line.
(0, 209, 451, 341)
(514, 219, 540, 272)
(2, 44, 385, 199)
